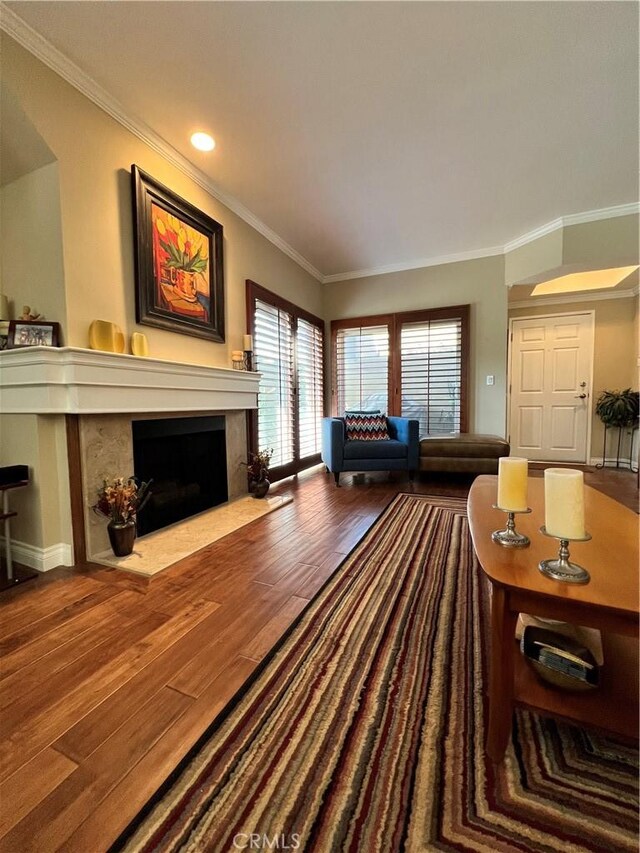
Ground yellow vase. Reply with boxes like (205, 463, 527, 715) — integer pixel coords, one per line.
(131, 332, 149, 357)
(89, 320, 123, 353)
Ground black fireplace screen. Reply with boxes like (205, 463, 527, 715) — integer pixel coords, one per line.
(132, 416, 228, 536)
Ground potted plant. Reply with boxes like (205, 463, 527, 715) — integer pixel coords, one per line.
(244, 448, 273, 498)
(92, 477, 152, 556)
(594, 388, 639, 428)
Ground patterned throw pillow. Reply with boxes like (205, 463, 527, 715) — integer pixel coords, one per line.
(344, 413, 390, 442)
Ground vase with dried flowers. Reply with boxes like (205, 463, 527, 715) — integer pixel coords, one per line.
(92, 477, 152, 556)
(244, 448, 273, 498)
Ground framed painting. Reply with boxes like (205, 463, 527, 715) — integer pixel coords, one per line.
(132, 165, 225, 342)
(8, 320, 60, 348)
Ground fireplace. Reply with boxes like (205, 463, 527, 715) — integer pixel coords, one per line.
(0, 347, 259, 568)
(132, 415, 228, 536)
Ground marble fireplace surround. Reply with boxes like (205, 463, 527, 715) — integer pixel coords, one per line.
(81, 410, 248, 558)
(0, 347, 261, 564)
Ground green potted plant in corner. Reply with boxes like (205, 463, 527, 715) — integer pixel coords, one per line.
(92, 476, 152, 556)
(244, 448, 274, 498)
(594, 388, 639, 429)
(594, 388, 639, 468)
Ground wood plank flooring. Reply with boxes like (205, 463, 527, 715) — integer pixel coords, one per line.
(0, 466, 636, 852)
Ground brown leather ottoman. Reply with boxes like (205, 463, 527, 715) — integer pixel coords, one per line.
(419, 433, 510, 474)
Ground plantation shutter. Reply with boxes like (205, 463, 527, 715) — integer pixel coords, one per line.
(254, 298, 295, 468)
(297, 318, 324, 459)
(400, 318, 462, 435)
(335, 325, 390, 415)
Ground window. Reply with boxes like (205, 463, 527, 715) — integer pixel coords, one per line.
(332, 306, 469, 434)
(334, 323, 390, 415)
(297, 318, 324, 459)
(254, 298, 295, 468)
(247, 281, 324, 479)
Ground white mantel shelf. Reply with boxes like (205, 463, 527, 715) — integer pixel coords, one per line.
(0, 347, 261, 414)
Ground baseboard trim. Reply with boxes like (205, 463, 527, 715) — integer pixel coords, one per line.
(0, 539, 74, 572)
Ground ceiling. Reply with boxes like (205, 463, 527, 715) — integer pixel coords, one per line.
(4, 1, 639, 280)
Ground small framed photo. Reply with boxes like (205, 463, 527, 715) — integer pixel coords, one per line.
(8, 320, 61, 349)
(132, 165, 225, 342)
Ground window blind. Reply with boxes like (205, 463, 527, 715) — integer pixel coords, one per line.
(335, 325, 390, 415)
(254, 298, 295, 468)
(297, 318, 324, 459)
(400, 318, 462, 435)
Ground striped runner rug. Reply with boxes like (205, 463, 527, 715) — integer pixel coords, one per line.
(115, 494, 639, 852)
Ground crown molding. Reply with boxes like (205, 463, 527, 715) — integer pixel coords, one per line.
(0, 4, 324, 283)
(321, 245, 504, 284)
(509, 286, 638, 309)
(503, 202, 640, 254)
(325, 201, 638, 283)
(2, 3, 638, 288)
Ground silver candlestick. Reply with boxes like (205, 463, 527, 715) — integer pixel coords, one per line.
(538, 526, 592, 584)
(491, 506, 532, 548)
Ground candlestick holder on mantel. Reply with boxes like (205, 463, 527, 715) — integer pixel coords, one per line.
(538, 526, 592, 584)
(491, 505, 531, 548)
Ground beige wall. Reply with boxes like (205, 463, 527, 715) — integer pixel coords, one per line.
(509, 297, 638, 461)
(1, 162, 67, 329)
(1, 33, 322, 363)
(0, 33, 323, 559)
(0, 414, 70, 549)
(562, 215, 639, 269)
(505, 214, 639, 289)
(505, 230, 563, 288)
(323, 255, 508, 437)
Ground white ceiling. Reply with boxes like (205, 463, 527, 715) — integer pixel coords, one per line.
(4, 1, 639, 280)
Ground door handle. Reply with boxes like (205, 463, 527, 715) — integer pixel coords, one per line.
(574, 393, 587, 399)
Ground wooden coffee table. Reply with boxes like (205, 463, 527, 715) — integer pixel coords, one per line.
(467, 475, 639, 762)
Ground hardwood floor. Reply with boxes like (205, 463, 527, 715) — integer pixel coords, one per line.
(0, 466, 636, 852)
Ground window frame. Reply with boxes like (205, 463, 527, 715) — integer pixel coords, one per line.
(331, 304, 470, 433)
(246, 280, 325, 481)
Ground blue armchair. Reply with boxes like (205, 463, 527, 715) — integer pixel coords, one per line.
(321, 416, 420, 486)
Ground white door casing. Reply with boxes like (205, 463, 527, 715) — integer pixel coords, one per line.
(508, 313, 594, 463)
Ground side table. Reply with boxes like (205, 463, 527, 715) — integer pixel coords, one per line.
(467, 475, 639, 762)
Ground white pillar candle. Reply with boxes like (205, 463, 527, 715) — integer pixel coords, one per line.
(243, 334, 253, 351)
(497, 457, 528, 511)
(544, 468, 586, 539)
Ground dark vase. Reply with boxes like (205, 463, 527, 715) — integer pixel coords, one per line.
(252, 478, 270, 499)
(107, 520, 136, 557)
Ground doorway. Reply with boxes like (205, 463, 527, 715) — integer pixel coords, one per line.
(508, 312, 594, 463)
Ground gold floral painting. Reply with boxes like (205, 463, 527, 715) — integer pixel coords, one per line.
(133, 165, 225, 342)
(152, 204, 210, 322)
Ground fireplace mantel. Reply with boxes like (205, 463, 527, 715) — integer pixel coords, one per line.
(0, 347, 261, 414)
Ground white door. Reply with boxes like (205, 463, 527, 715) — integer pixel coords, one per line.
(509, 313, 594, 463)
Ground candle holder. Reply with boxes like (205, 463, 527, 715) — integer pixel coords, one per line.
(538, 526, 592, 584)
(243, 350, 253, 371)
(491, 506, 532, 548)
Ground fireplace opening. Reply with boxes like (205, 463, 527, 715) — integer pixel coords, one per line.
(132, 416, 228, 536)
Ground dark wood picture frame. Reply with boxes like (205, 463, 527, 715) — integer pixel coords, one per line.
(131, 165, 225, 342)
(8, 320, 61, 349)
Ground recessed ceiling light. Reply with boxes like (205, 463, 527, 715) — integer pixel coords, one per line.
(531, 265, 639, 296)
(190, 132, 215, 152)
